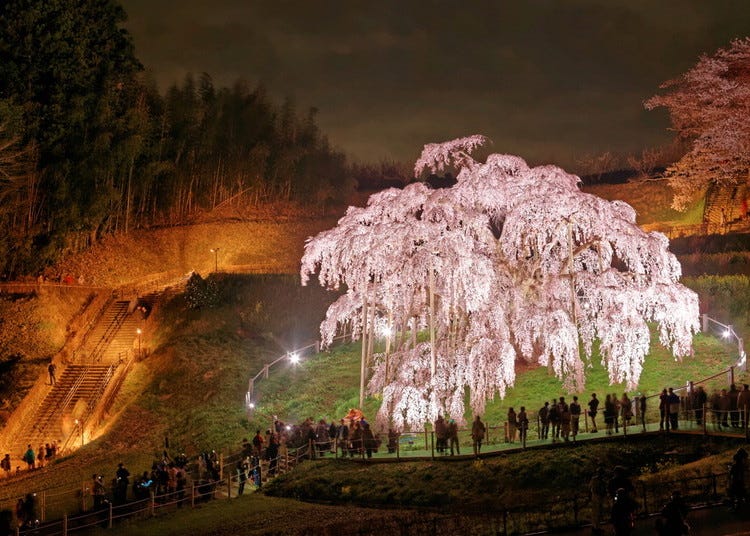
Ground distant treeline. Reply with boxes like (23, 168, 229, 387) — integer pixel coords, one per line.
(0, 1, 366, 277)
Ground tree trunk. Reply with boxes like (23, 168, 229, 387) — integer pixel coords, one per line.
(359, 294, 368, 409)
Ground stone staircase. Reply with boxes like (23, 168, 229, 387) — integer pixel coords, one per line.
(9, 298, 145, 456)
(16, 364, 116, 453)
(704, 183, 749, 234)
(78, 300, 141, 363)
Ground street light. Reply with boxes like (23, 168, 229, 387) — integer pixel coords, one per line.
(210, 248, 220, 272)
(136, 328, 142, 358)
(74, 419, 84, 447)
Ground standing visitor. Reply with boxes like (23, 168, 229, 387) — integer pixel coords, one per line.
(548, 399, 560, 442)
(447, 419, 459, 455)
(236, 458, 248, 496)
(47, 361, 56, 386)
(266, 433, 280, 476)
(588, 393, 599, 433)
(612, 393, 621, 433)
(362, 422, 376, 458)
(694, 386, 707, 426)
(659, 388, 669, 430)
(620, 393, 633, 430)
(0, 454, 10, 478)
(604, 395, 615, 435)
(23, 445, 35, 471)
(434, 415, 448, 453)
(517, 407, 529, 445)
(729, 384, 740, 428)
(667, 388, 681, 430)
(114, 462, 130, 504)
(471, 415, 485, 456)
(728, 447, 748, 512)
(656, 490, 689, 536)
(738, 384, 750, 428)
(570, 396, 581, 439)
(539, 401, 550, 439)
(337, 419, 350, 457)
(506, 408, 517, 443)
(252, 429, 265, 457)
(558, 397, 571, 442)
(610, 487, 638, 536)
(92, 474, 106, 509)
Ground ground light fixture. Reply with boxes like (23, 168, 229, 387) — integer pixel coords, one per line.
(289, 352, 300, 364)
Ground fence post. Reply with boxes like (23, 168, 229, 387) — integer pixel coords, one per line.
(108, 501, 113, 529)
(703, 403, 708, 435)
(711, 473, 717, 499)
(62, 514, 67, 536)
(396, 435, 400, 461)
(430, 431, 435, 460)
(150, 490, 156, 517)
(227, 474, 232, 500)
(40, 490, 46, 522)
(640, 481, 649, 516)
(424, 426, 429, 451)
(729, 365, 735, 387)
(191, 482, 196, 508)
(702, 314, 708, 333)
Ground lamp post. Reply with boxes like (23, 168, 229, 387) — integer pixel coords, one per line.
(136, 328, 142, 359)
(74, 419, 84, 447)
(210, 248, 220, 272)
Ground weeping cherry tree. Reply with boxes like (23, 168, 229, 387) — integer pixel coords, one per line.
(301, 136, 700, 430)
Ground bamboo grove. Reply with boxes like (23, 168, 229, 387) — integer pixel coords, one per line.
(0, 0, 353, 276)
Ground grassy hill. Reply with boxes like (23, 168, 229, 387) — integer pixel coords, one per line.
(2, 182, 750, 533)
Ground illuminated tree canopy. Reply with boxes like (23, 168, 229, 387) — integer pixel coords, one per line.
(301, 136, 700, 430)
(646, 37, 750, 210)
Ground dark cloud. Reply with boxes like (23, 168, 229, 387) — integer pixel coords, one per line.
(120, 0, 750, 167)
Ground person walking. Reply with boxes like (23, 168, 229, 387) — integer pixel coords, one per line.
(471, 415, 486, 456)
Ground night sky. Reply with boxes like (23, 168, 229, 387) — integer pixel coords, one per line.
(120, 0, 750, 168)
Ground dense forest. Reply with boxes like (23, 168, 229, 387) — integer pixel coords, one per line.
(0, 0, 355, 277)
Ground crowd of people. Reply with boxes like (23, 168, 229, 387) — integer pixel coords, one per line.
(1, 442, 60, 480)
